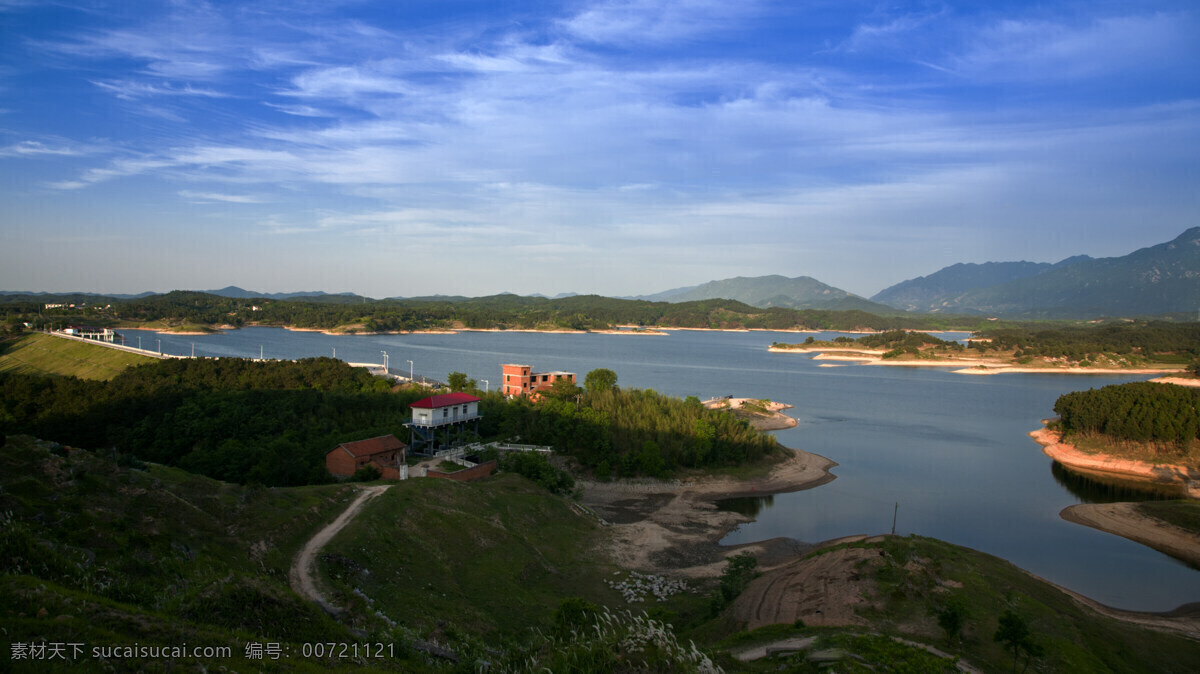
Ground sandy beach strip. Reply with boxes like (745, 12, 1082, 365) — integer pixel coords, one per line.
(1029, 426, 1200, 494)
(962, 366, 1183, 376)
(1150, 376, 1200, 388)
(1060, 502, 1200, 568)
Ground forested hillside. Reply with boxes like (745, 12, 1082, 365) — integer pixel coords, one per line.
(0, 357, 782, 486)
(2, 290, 981, 333)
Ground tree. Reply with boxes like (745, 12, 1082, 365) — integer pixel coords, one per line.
(936, 599, 967, 646)
(709, 551, 759, 615)
(584, 368, 618, 393)
(544, 377, 582, 400)
(447, 371, 475, 393)
(994, 609, 1043, 673)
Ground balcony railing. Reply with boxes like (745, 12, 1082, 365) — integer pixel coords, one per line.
(406, 412, 482, 428)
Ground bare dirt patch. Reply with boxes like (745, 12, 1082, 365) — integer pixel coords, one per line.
(579, 448, 837, 579)
(732, 536, 887, 630)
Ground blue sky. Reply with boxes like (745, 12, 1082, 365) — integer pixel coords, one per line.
(2, 1, 1198, 299)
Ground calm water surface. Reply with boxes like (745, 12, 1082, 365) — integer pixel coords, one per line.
(120, 327, 1200, 611)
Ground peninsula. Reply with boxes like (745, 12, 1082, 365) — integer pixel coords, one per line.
(771, 326, 1192, 377)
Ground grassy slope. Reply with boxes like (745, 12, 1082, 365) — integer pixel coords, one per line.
(0, 333, 154, 380)
(1137, 501, 1200, 535)
(0, 436, 420, 672)
(320, 474, 618, 642)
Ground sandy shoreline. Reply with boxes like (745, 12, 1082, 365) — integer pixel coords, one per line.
(1060, 502, 1200, 569)
(579, 447, 837, 579)
(1029, 426, 1200, 496)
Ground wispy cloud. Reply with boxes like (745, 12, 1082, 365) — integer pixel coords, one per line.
(90, 79, 229, 100)
(0, 140, 83, 157)
(178, 190, 264, 204)
(6, 1, 1199, 296)
(560, 0, 765, 45)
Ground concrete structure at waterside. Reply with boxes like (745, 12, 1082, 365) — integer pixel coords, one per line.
(63, 326, 121, 344)
(501, 363, 576, 398)
(326, 434, 407, 480)
(404, 392, 482, 455)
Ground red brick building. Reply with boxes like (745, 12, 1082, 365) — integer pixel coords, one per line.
(501, 363, 576, 398)
(326, 434, 407, 480)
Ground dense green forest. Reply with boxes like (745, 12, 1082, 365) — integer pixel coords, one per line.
(975, 322, 1200, 364)
(1054, 382, 1200, 450)
(0, 356, 780, 486)
(2, 290, 988, 333)
(483, 386, 779, 478)
(0, 357, 414, 486)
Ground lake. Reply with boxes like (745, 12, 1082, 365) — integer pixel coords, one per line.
(119, 326, 1200, 611)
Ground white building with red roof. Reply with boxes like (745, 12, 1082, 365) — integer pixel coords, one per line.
(405, 392, 482, 454)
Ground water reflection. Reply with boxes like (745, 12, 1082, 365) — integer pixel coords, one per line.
(1050, 461, 1184, 503)
(717, 494, 774, 517)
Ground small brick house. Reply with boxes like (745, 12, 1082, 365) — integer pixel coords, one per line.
(326, 434, 407, 480)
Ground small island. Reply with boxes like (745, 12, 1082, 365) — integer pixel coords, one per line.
(703, 397, 798, 431)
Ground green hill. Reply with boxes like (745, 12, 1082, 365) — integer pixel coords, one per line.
(647, 275, 900, 313)
(0, 436, 618, 671)
(0, 333, 155, 380)
(0, 436, 369, 672)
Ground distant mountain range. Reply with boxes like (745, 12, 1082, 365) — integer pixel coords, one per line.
(631, 228, 1200, 318)
(202, 286, 368, 302)
(634, 275, 899, 314)
(5, 229, 1198, 319)
(870, 228, 1200, 317)
(869, 256, 1093, 312)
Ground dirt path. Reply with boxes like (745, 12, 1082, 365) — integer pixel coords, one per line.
(289, 484, 390, 615)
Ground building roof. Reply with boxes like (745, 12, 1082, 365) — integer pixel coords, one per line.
(410, 392, 482, 409)
(334, 434, 406, 458)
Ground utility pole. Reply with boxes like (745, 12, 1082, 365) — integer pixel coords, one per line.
(891, 502, 898, 535)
